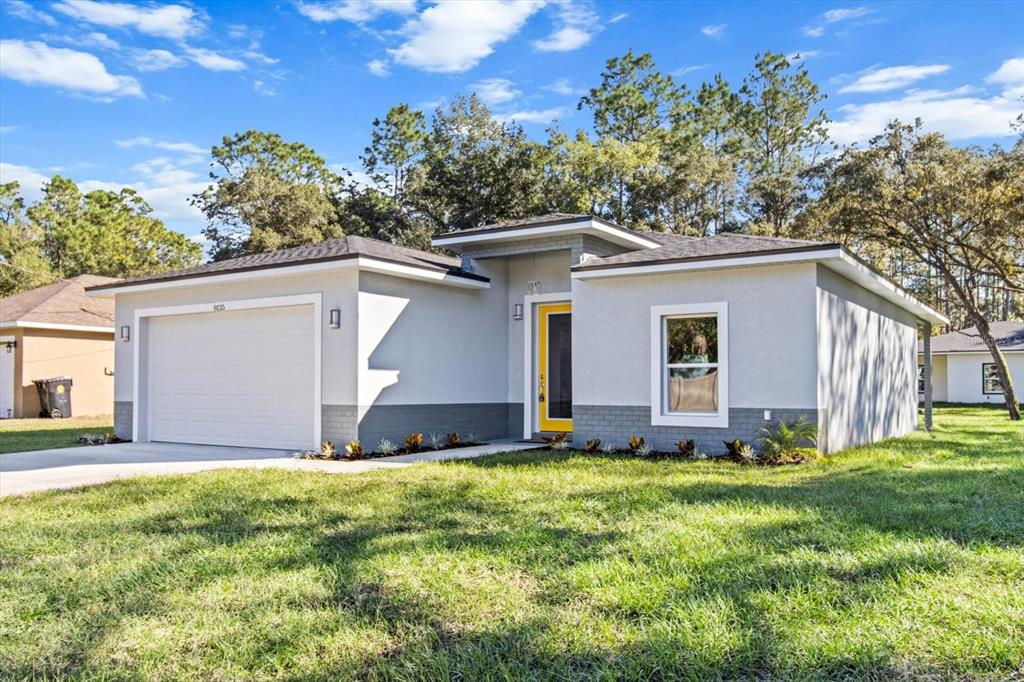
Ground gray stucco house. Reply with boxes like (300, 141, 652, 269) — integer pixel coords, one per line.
(86, 214, 948, 454)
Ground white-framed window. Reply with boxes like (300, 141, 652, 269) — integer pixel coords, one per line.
(982, 362, 1003, 394)
(650, 302, 728, 427)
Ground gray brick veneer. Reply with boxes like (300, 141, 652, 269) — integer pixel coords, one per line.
(357, 403, 517, 448)
(572, 405, 829, 454)
(114, 401, 133, 441)
(321, 404, 359, 445)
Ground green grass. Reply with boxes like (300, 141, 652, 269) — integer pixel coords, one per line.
(0, 416, 113, 454)
(1, 406, 1022, 680)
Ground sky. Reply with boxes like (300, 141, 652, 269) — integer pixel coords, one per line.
(1, 0, 1022, 243)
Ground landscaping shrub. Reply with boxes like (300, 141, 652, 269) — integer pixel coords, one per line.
(584, 438, 602, 453)
(405, 433, 423, 452)
(345, 440, 364, 460)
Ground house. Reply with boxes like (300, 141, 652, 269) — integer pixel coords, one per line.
(918, 321, 1024, 404)
(85, 214, 948, 454)
(1, 274, 119, 418)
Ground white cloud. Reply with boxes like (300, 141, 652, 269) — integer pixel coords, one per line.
(608, 12, 627, 23)
(253, 79, 276, 96)
(802, 25, 824, 38)
(700, 24, 726, 39)
(839, 64, 950, 93)
(546, 77, 584, 96)
(43, 31, 122, 50)
(986, 57, 1023, 86)
(52, 0, 202, 40)
(533, 0, 598, 52)
(0, 125, 24, 134)
(533, 26, 590, 52)
(471, 77, 521, 106)
(182, 46, 246, 72)
(830, 83, 1023, 145)
(115, 137, 205, 156)
(129, 48, 184, 72)
(4, 0, 57, 26)
(367, 58, 390, 76)
(823, 6, 870, 23)
(0, 162, 51, 199)
(389, 0, 543, 73)
(495, 106, 566, 124)
(0, 40, 143, 99)
(295, 0, 416, 23)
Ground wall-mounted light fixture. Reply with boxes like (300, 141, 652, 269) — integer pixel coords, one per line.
(4, 340, 15, 353)
(120, 325, 130, 342)
(512, 303, 523, 321)
(329, 308, 341, 329)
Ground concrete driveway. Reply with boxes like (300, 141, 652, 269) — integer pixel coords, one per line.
(0, 441, 541, 497)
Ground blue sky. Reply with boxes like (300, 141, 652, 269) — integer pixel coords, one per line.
(1, 0, 1022, 242)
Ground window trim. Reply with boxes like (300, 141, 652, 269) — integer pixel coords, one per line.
(982, 362, 1003, 395)
(917, 365, 925, 394)
(650, 302, 729, 428)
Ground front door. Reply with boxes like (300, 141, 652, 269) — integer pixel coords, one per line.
(537, 303, 572, 432)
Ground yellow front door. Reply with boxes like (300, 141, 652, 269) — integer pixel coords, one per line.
(537, 303, 572, 432)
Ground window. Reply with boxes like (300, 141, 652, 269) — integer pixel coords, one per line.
(651, 303, 728, 427)
(917, 365, 925, 394)
(983, 363, 1003, 394)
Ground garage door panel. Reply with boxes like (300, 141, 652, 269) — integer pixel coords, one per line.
(147, 305, 316, 450)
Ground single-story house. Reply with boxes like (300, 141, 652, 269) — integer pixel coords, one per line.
(86, 214, 948, 454)
(1, 274, 118, 418)
(918, 321, 1024, 404)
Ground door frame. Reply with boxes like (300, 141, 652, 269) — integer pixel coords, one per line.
(521, 291, 572, 438)
(132, 293, 322, 447)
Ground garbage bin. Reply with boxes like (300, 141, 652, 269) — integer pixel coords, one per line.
(33, 377, 73, 418)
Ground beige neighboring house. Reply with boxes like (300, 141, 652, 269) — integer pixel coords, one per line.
(1, 274, 119, 419)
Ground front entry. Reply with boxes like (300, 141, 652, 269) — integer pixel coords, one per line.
(537, 303, 572, 432)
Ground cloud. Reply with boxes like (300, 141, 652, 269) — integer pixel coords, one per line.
(52, 0, 202, 40)
(608, 12, 627, 23)
(986, 57, 1023, 86)
(4, 0, 57, 26)
(839, 64, 950, 93)
(471, 77, 521, 105)
(115, 137, 205, 156)
(700, 24, 726, 39)
(830, 83, 1023, 145)
(388, 0, 543, 73)
(787, 50, 821, 61)
(0, 162, 51, 199)
(533, 0, 599, 52)
(0, 40, 143, 99)
(823, 6, 870, 23)
(802, 25, 824, 38)
(46, 31, 121, 50)
(129, 48, 185, 71)
(546, 77, 584, 96)
(182, 46, 246, 71)
(253, 79, 276, 96)
(495, 106, 566, 124)
(367, 58, 390, 76)
(0, 125, 24, 134)
(295, 0, 416, 23)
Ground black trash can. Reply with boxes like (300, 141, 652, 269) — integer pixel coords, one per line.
(33, 377, 73, 418)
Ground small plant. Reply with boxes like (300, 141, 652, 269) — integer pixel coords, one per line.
(584, 438, 602, 453)
(676, 438, 696, 457)
(545, 432, 569, 445)
(293, 449, 318, 460)
(635, 443, 653, 458)
(735, 443, 759, 465)
(760, 417, 818, 464)
(429, 432, 444, 450)
(345, 439, 364, 460)
(694, 448, 709, 460)
(378, 439, 397, 456)
(627, 435, 645, 452)
(601, 443, 615, 454)
(319, 440, 337, 459)
(104, 432, 120, 444)
(447, 432, 461, 447)
(464, 432, 481, 445)
(549, 438, 569, 451)
(723, 438, 752, 462)
(405, 432, 423, 452)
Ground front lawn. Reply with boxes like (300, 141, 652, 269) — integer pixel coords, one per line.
(1, 406, 1021, 680)
(0, 416, 113, 454)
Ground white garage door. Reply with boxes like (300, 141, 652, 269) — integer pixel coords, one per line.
(147, 304, 316, 450)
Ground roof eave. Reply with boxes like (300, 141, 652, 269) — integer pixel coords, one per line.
(432, 217, 661, 252)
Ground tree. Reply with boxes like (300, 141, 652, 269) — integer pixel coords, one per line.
(810, 121, 1022, 419)
(735, 52, 831, 236)
(0, 181, 54, 295)
(193, 131, 342, 260)
(360, 104, 427, 203)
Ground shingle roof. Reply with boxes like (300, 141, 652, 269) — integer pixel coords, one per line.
(919, 321, 1024, 353)
(1, 274, 118, 328)
(437, 213, 591, 237)
(575, 232, 834, 269)
(86, 235, 488, 292)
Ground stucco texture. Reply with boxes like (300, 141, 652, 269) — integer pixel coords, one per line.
(9, 328, 114, 418)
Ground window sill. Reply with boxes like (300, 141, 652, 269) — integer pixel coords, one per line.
(651, 409, 729, 429)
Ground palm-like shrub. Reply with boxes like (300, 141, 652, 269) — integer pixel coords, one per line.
(759, 417, 818, 463)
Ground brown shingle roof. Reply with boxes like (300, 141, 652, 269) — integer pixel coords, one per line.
(1, 274, 118, 328)
(574, 232, 834, 269)
(919, 322, 1024, 353)
(86, 235, 488, 292)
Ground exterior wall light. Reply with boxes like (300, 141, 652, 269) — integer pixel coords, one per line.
(329, 308, 341, 329)
(4, 340, 15, 353)
(512, 303, 523, 321)
(120, 325, 130, 342)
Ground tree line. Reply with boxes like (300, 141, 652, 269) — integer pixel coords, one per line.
(2, 50, 1021, 416)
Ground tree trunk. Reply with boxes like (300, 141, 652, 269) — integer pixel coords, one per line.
(967, 309, 1021, 420)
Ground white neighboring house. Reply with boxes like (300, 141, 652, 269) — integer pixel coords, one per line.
(918, 322, 1024, 404)
(85, 214, 949, 455)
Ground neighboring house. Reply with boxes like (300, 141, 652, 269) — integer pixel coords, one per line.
(1, 274, 119, 418)
(86, 214, 947, 454)
(917, 322, 1024, 404)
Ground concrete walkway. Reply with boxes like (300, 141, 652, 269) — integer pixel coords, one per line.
(0, 440, 543, 497)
